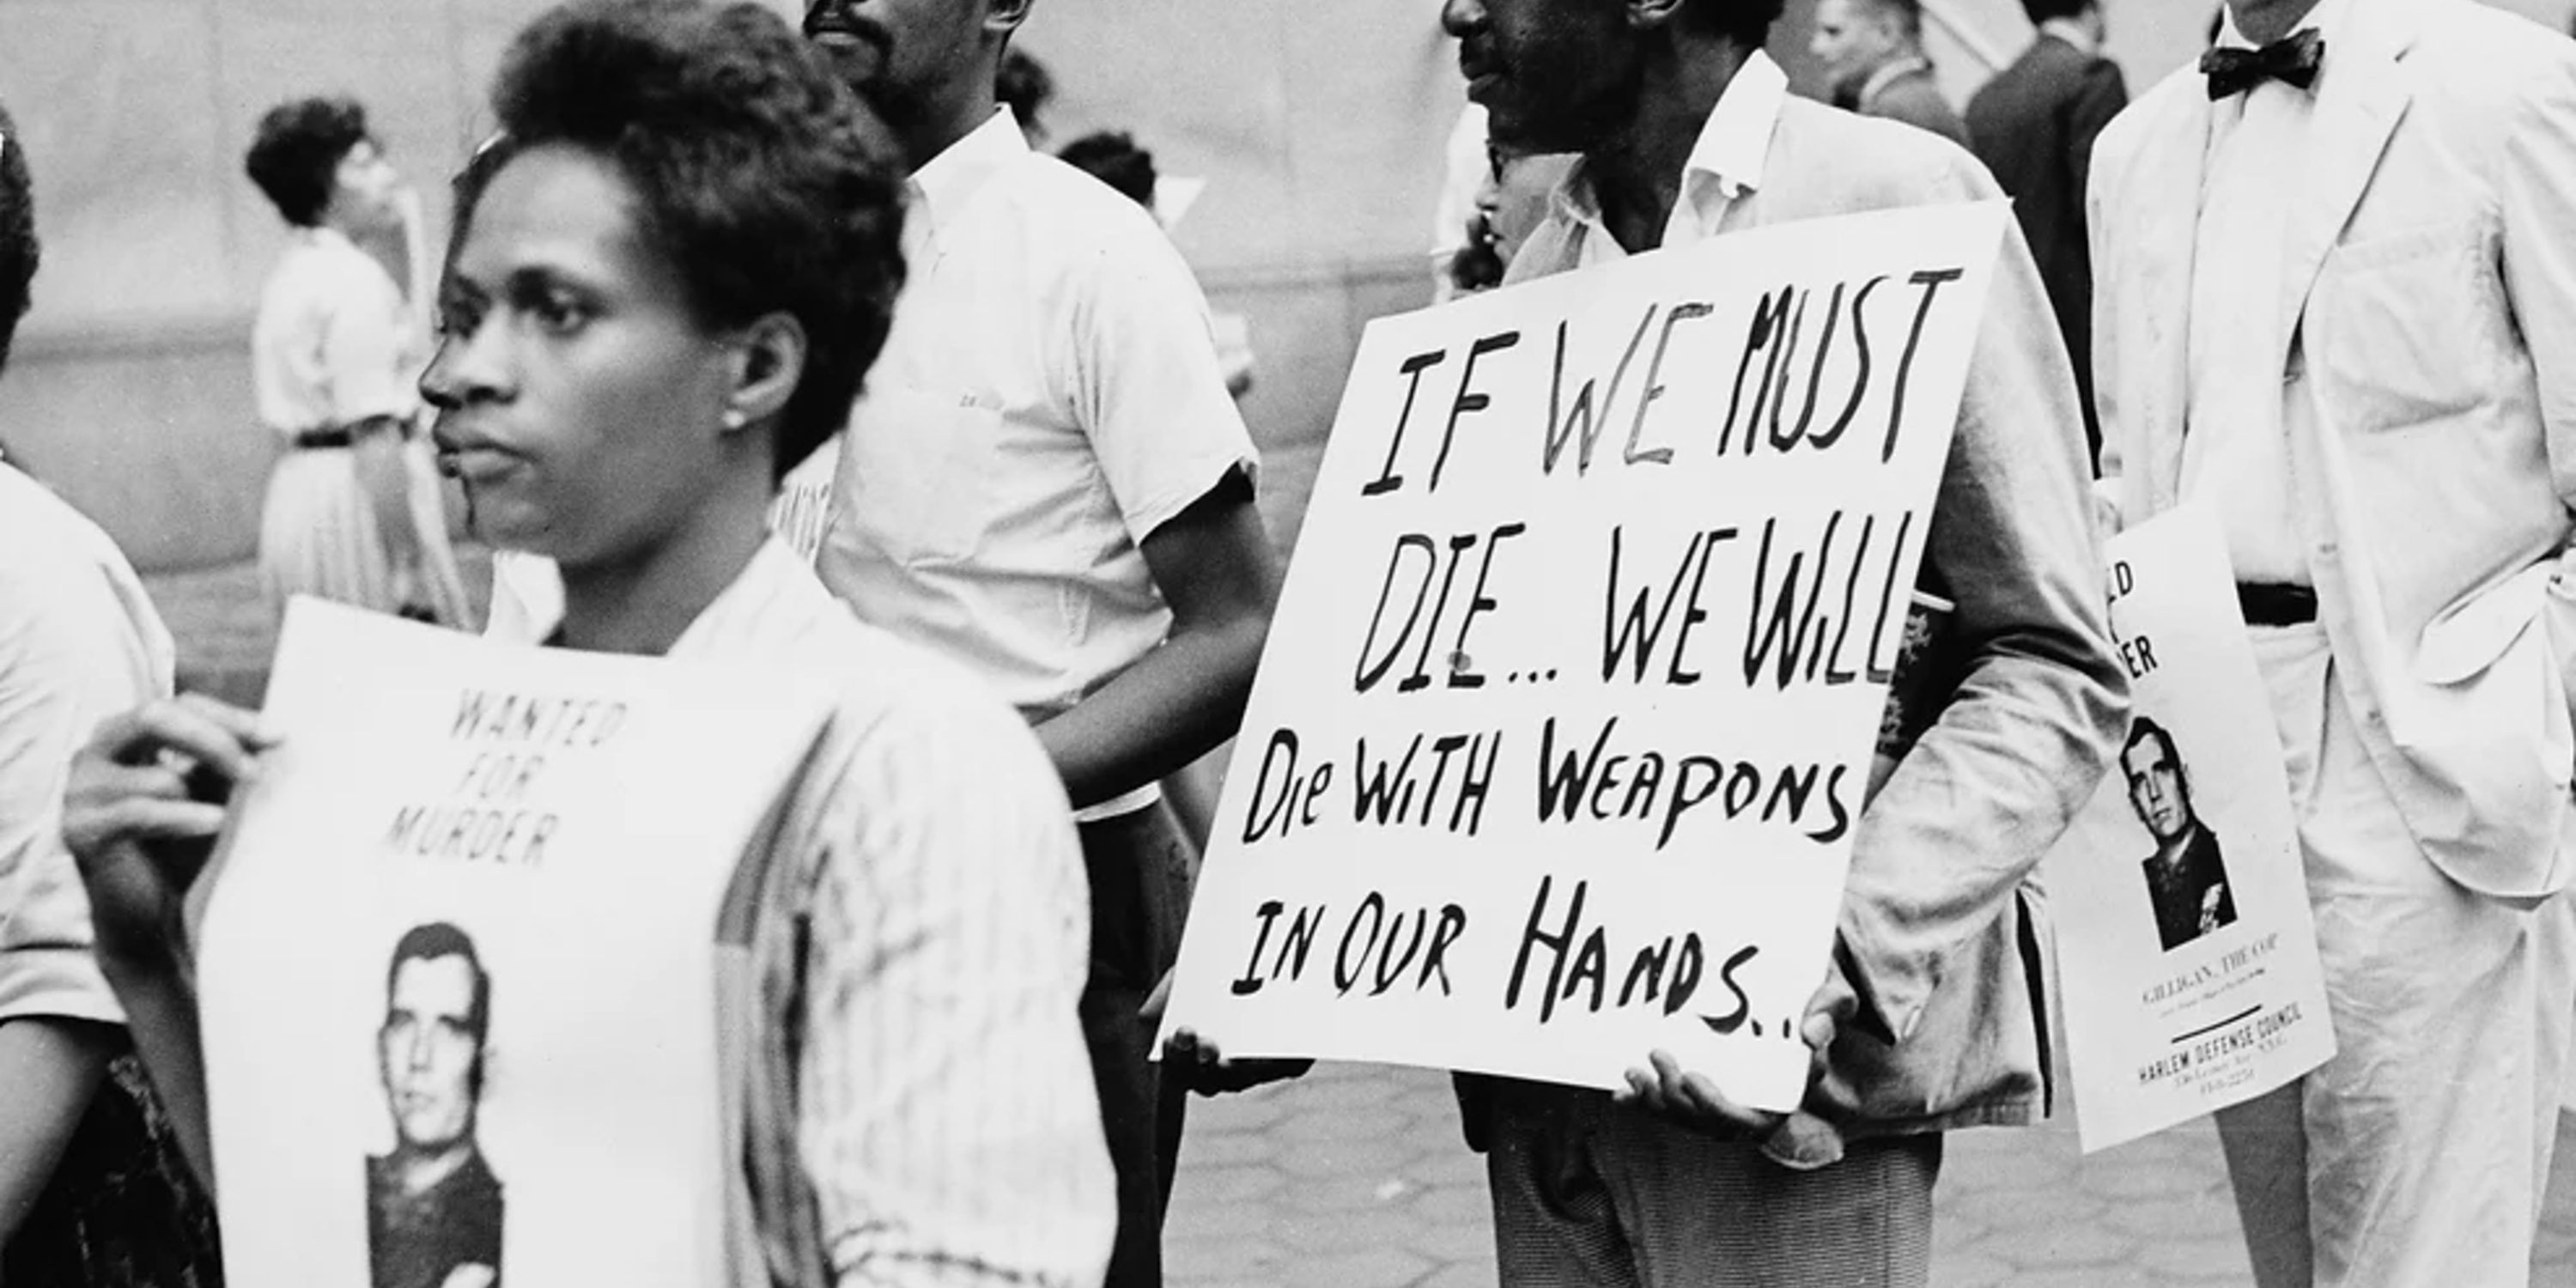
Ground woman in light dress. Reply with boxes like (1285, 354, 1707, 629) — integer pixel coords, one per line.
(245, 98, 471, 628)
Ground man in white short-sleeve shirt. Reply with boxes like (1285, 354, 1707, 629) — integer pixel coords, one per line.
(0, 456, 177, 1244)
(817, 108, 1259, 740)
(0, 108, 183, 1251)
(800, 3, 1282, 1285)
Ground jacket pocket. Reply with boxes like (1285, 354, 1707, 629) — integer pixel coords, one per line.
(2309, 219, 2497, 434)
(2414, 560, 2552, 685)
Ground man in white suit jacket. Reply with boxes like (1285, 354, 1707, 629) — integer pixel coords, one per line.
(2089, 0, 2576, 1283)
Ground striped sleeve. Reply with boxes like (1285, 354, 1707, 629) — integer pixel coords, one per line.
(793, 666, 1115, 1288)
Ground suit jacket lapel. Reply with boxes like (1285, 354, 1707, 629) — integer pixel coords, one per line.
(2124, 86, 2212, 514)
(2276, 0, 2417, 368)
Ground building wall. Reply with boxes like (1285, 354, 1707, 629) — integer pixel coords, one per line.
(0, 0, 532, 568)
(0, 0, 1473, 567)
(5, 0, 2571, 569)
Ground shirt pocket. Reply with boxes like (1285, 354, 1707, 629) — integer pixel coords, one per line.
(2307, 219, 2498, 434)
(841, 385, 999, 567)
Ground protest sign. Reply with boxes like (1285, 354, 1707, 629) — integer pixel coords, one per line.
(2046, 506, 2335, 1152)
(1161, 202, 2008, 1109)
(196, 598, 828, 1288)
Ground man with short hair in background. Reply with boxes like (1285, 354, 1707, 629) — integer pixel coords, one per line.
(1965, 0, 2125, 464)
(798, 3, 1284, 1285)
(1809, 0, 1970, 144)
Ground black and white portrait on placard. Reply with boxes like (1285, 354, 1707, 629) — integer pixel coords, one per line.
(2122, 717, 2239, 952)
(368, 922, 505, 1288)
(2044, 507, 2334, 1153)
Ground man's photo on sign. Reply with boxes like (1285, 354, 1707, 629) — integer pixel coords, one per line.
(368, 921, 505, 1288)
(2122, 718, 2237, 952)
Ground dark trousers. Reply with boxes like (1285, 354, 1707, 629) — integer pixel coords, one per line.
(1473, 1078, 1941, 1287)
(1078, 801, 1195, 1288)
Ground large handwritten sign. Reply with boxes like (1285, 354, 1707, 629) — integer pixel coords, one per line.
(1163, 203, 2009, 1109)
(2045, 507, 2334, 1151)
(197, 598, 828, 1287)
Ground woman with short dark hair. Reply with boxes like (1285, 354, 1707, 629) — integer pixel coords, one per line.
(67, 3, 1114, 1281)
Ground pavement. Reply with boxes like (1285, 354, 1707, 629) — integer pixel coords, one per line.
(1164, 1061, 2576, 1288)
(143, 555, 2576, 1286)
(145, 549, 492, 709)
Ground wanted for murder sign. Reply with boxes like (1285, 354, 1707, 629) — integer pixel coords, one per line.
(196, 598, 828, 1288)
(2045, 507, 2334, 1152)
(1163, 202, 2009, 1109)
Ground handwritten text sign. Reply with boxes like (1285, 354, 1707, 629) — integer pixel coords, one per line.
(197, 598, 827, 1288)
(1163, 203, 2010, 1108)
(2044, 507, 2334, 1151)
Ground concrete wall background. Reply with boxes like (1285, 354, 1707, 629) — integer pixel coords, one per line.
(4, 0, 2571, 568)
(1, 0, 545, 568)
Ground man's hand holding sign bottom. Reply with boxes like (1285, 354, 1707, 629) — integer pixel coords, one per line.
(1145, 974, 1310, 1097)
(1618, 999, 1847, 1169)
(1158, 957, 1845, 1155)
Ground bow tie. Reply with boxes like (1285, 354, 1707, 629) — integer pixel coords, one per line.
(2201, 28, 2325, 100)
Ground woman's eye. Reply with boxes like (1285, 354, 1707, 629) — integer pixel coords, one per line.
(532, 293, 593, 334)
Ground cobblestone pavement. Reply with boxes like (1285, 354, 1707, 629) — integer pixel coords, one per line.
(1166, 1060, 2576, 1287)
(149, 558, 2576, 1287)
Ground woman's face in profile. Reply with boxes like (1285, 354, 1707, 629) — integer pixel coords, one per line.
(423, 143, 739, 569)
(329, 138, 406, 237)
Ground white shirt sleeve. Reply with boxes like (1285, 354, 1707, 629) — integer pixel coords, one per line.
(0, 483, 176, 1028)
(1066, 211, 1261, 546)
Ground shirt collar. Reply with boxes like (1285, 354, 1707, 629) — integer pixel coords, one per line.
(2215, 0, 2346, 49)
(2038, 17, 2098, 56)
(503, 538, 810, 659)
(665, 538, 821, 661)
(1856, 53, 1932, 109)
(1546, 49, 1786, 234)
(906, 107, 1024, 240)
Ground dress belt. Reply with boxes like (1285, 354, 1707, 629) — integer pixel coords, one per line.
(2236, 581, 2318, 627)
(289, 427, 355, 450)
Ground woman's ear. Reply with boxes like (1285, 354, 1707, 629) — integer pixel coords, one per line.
(987, 0, 1034, 39)
(1629, 0, 1689, 30)
(719, 312, 808, 435)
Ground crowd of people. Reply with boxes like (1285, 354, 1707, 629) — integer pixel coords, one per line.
(1, 0, 2573, 1285)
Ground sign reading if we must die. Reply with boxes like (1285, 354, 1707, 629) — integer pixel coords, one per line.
(1162, 202, 2010, 1109)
